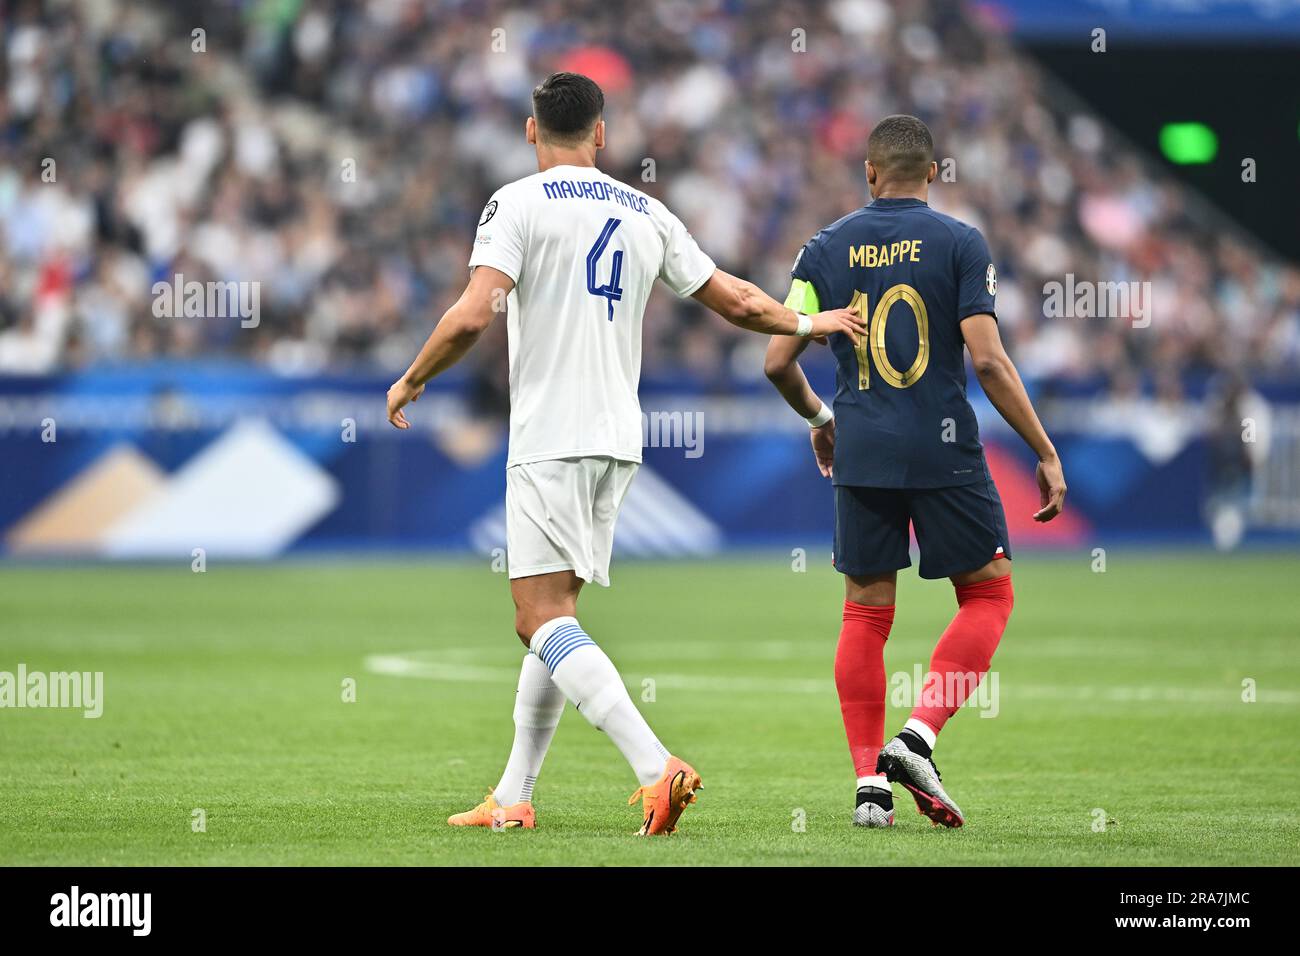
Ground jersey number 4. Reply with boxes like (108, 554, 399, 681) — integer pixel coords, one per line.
(586, 218, 624, 321)
(849, 283, 930, 389)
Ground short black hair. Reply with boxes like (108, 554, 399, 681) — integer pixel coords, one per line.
(532, 72, 605, 144)
(867, 114, 935, 183)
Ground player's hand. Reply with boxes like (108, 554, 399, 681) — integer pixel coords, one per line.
(387, 377, 425, 429)
(1033, 454, 1066, 522)
(807, 308, 866, 341)
(810, 418, 835, 478)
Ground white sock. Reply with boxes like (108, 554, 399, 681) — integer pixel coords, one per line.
(530, 617, 669, 787)
(903, 717, 938, 751)
(857, 774, 889, 791)
(493, 653, 565, 805)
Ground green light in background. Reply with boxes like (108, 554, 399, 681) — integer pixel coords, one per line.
(1159, 122, 1218, 165)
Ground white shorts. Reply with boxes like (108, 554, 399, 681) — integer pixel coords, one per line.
(506, 456, 639, 587)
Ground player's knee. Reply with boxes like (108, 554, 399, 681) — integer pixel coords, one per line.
(513, 608, 538, 647)
(951, 556, 1012, 587)
(844, 572, 897, 607)
(953, 571, 1014, 624)
(513, 605, 572, 647)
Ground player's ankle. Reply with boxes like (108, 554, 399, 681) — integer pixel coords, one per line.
(900, 719, 937, 757)
(856, 786, 893, 810)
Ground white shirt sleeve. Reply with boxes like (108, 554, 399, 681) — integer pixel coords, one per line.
(467, 189, 525, 283)
(658, 207, 716, 297)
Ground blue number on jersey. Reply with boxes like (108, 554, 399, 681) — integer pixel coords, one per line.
(586, 218, 624, 321)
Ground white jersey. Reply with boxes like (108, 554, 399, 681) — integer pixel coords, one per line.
(468, 164, 715, 467)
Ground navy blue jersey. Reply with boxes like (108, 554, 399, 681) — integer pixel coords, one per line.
(786, 197, 998, 489)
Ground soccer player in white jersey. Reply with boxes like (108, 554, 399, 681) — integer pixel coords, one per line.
(386, 73, 863, 836)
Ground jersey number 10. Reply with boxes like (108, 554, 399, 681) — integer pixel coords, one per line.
(849, 283, 930, 390)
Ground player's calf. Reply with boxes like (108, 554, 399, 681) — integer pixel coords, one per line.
(879, 571, 1012, 828)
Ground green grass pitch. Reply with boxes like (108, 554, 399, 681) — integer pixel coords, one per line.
(1, 552, 1296, 866)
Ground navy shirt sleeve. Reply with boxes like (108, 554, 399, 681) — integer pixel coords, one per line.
(956, 227, 997, 322)
(789, 237, 833, 312)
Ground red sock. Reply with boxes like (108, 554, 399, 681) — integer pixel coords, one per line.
(835, 600, 895, 778)
(910, 574, 1013, 735)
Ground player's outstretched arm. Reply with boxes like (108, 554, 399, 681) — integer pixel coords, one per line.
(386, 266, 514, 429)
(691, 268, 865, 339)
(764, 336, 836, 478)
(960, 313, 1066, 521)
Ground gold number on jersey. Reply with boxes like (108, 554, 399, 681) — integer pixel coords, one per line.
(848, 290, 871, 389)
(850, 283, 930, 390)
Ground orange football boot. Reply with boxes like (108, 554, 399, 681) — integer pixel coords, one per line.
(628, 756, 702, 836)
(447, 791, 536, 830)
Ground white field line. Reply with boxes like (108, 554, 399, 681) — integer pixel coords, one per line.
(364, 651, 1300, 706)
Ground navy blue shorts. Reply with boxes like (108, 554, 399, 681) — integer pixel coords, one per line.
(833, 479, 1011, 580)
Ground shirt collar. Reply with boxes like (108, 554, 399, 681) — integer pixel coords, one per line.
(869, 197, 928, 208)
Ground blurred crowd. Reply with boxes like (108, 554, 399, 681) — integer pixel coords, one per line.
(2, 0, 1299, 391)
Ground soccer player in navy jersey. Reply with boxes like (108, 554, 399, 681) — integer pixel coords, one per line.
(764, 115, 1067, 828)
